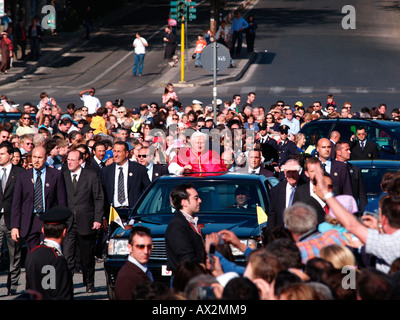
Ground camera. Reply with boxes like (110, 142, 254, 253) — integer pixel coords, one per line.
(208, 243, 216, 271)
(197, 286, 215, 300)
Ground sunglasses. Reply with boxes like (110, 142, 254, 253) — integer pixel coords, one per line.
(137, 155, 148, 158)
(25, 142, 33, 145)
(23, 117, 31, 120)
(134, 244, 153, 250)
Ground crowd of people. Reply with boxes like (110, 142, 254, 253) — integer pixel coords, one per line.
(0, 83, 399, 301)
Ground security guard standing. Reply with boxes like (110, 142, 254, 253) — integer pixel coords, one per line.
(276, 125, 299, 179)
(257, 122, 279, 173)
(25, 206, 74, 300)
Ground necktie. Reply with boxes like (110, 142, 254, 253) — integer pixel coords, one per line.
(251, 170, 256, 174)
(360, 141, 365, 151)
(72, 173, 77, 189)
(34, 170, 43, 213)
(146, 268, 154, 282)
(288, 186, 296, 206)
(1, 168, 6, 192)
(118, 167, 126, 204)
(321, 163, 327, 172)
(99, 161, 105, 168)
(324, 205, 329, 215)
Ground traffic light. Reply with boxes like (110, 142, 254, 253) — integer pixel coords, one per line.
(170, 1, 179, 20)
(170, 1, 187, 22)
(188, 1, 197, 21)
(177, 1, 187, 22)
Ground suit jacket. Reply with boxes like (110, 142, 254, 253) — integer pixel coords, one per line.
(165, 211, 205, 273)
(114, 259, 151, 300)
(11, 166, 67, 237)
(266, 180, 309, 231)
(151, 163, 169, 182)
(329, 159, 353, 196)
(258, 135, 278, 169)
(0, 165, 24, 229)
(63, 168, 104, 235)
(306, 196, 327, 225)
(350, 140, 380, 160)
(236, 165, 274, 178)
(99, 160, 151, 211)
(347, 162, 368, 212)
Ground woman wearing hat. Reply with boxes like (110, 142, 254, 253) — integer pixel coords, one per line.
(0, 31, 13, 74)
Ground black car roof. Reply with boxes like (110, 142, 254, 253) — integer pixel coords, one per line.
(155, 172, 270, 182)
(306, 118, 400, 128)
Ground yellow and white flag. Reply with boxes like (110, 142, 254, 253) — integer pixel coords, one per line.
(257, 205, 268, 225)
(109, 206, 125, 229)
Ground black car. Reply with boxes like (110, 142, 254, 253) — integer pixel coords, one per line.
(104, 173, 278, 299)
(349, 160, 400, 204)
(300, 118, 400, 159)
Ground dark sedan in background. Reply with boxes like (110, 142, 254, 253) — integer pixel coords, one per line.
(300, 118, 400, 160)
(349, 160, 400, 204)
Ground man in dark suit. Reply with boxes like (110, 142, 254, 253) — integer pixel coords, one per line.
(266, 159, 308, 231)
(99, 141, 151, 212)
(63, 150, 104, 293)
(114, 226, 153, 300)
(306, 173, 333, 224)
(11, 146, 67, 251)
(349, 126, 380, 160)
(329, 131, 341, 160)
(257, 122, 278, 172)
(90, 140, 107, 173)
(0, 141, 24, 295)
(236, 148, 274, 177)
(137, 145, 168, 182)
(335, 141, 368, 213)
(165, 183, 205, 273)
(276, 125, 299, 179)
(316, 138, 352, 196)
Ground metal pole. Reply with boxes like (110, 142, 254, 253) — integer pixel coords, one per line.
(213, 42, 217, 123)
(181, 19, 185, 83)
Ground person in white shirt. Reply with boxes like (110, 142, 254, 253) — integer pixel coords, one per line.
(79, 87, 101, 115)
(132, 33, 148, 76)
(281, 108, 300, 137)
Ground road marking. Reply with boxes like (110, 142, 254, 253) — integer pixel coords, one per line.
(298, 87, 313, 93)
(269, 86, 285, 94)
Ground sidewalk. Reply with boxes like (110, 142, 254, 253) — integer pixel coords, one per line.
(0, 30, 82, 87)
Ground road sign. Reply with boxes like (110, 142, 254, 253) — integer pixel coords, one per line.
(200, 43, 230, 74)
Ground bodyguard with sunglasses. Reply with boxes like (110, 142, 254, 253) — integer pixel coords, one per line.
(114, 226, 153, 300)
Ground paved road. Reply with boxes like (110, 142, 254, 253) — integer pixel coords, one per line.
(2, 0, 400, 112)
(0, 260, 109, 300)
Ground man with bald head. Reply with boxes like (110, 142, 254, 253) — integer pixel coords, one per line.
(11, 146, 67, 251)
(316, 138, 352, 196)
(329, 131, 340, 159)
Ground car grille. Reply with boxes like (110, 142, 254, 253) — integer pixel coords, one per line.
(151, 239, 167, 260)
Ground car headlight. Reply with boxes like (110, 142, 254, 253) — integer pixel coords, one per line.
(108, 238, 129, 256)
(230, 239, 258, 256)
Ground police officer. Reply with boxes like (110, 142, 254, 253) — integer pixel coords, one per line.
(24, 206, 74, 300)
(257, 122, 278, 172)
(276, 125, 299, 179)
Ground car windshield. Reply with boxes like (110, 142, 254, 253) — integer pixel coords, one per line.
(135, 180, 267, 216)
(360, 167, 398, 195)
